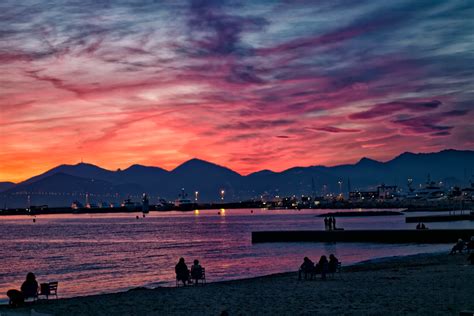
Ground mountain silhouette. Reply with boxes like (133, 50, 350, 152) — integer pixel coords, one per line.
(1, 149, 472, 207)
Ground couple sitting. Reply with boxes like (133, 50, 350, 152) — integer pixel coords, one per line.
(175, 258, 204, 286)
(7, 272, 39, 307)
(298, 254, 339, 280)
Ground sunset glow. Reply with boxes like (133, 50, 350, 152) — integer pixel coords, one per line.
(1, 1, 473, 182)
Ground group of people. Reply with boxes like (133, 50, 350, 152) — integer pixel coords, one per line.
(6, 272, 39, 307)
(323, 216, 337, 230)
(449, 236, 474, 256)
(415, 222, 428, 230)
(175, 258, 204, 286)
(298, 254, 339, 280)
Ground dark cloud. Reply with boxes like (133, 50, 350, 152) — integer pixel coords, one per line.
(309, 126, 361, 133)
(349, 100, 442, 120)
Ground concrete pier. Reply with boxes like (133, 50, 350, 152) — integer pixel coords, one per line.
(251, 229, 474, 244)
(405, 214, 474, 223)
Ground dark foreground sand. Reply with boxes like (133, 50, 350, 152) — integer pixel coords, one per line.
(1, 253, 473, 316)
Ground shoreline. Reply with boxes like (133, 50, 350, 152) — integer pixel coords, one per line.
(1, 251, 473, 315)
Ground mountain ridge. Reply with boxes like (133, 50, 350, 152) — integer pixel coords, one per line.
(1, 149, 473, 207)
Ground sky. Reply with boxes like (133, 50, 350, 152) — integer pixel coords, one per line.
(1, 0, 473, 182)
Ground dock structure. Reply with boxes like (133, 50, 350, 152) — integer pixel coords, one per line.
(405, 214, 474, 223)
(251, 229, 474, 244)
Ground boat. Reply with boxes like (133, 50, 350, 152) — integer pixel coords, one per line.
(174, 188, 195, 210)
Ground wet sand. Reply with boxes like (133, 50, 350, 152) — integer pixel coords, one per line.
(1, 253, 473, 315)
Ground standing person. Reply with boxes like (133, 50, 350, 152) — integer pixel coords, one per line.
(328, 217, 333, 231)
(324, 217, 329, 230)
(332, 216, 337, 230)
(190, 259, 203, 285)
(175, 258, 190, 286)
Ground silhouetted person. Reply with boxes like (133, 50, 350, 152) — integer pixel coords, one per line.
(190, 259, 203, 285)
(449, 239, 465, 255)
(298, 257, 314, 280)
(175, 258, 189, 286)
(7, 272, 39, 307)
(332, 216, 337, 230)
(328, 254, 339, 273)
(21, 272, 38, 299)
(416, 223, 421, 230)
(421, 223, 426, 229)
(315, 255, 329, 280)
(328, 217, 333, 231)
(324, 217, 329, 230)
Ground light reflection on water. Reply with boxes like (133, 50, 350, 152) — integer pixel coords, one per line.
(0, 208, 471, 302)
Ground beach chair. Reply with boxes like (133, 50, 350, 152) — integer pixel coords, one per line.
(192, 267, 206, 286)
(176, 271, 190, 287)
(329, 262, 342, 279)
(38, 282, 58, 300)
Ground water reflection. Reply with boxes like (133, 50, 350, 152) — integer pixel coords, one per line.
(0, 208, 469, 303)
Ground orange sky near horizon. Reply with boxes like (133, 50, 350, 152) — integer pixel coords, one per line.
(1, 1, 473, 183)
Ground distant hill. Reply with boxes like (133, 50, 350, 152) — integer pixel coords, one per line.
(1, 149, 473, 207)
(0, 182, 15, 191)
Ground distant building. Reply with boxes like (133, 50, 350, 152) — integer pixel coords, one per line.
(349, 191, 377, 201)
(377, 184, 398, 199)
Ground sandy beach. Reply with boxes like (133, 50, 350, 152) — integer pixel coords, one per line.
(1, 252, 473, 316)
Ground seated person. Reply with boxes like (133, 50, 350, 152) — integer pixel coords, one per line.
(190, 259, 203, 284)
(21, 272, 39, 299)
(449, 239, 465, 255)
(328, 254, 339, 273)
(7, 272, 39, 307)
(315, 255, 329, 280)
(298, 257, 314, 280)
(175, 258, 190, 285)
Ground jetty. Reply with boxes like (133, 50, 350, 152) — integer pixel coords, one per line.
(251, 229, 474, 244)
(405, 213, 474, 223)
(317, 211, 403, 217)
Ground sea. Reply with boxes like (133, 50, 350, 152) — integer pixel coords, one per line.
(1, 208, 473, 303)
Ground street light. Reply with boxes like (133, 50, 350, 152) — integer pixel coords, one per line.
(220, 189, 225, 201)
(195, 191, 199, 202)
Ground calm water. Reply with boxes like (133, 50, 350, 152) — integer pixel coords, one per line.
(1, 208, 472, 303)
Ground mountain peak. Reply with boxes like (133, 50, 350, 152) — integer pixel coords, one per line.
(357, 157, 380, 165)
(172, 158, 241, 176)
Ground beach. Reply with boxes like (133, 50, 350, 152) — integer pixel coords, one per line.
(1, 252, 473, 316)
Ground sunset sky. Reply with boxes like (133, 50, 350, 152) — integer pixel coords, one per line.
(1, 0, 473, 182)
